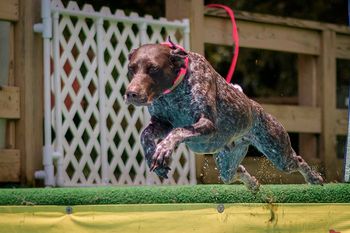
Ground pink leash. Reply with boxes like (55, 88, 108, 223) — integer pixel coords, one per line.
(206, 4, 239, 84)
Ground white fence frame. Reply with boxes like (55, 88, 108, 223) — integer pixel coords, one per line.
(34, 0, 195, 186)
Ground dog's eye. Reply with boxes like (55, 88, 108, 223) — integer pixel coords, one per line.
(128, 66, 135, 74)
(127, 66, 135, 80)
(148, 66, 160, 75)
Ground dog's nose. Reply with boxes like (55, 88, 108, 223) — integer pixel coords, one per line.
(125, 89, 148, 105)
(125, 91, 140, 100)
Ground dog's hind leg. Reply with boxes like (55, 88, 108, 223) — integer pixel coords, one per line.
(250, 109, 324, 184)
(214, 139, 260, 192)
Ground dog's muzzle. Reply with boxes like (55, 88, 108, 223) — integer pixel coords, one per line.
(124, 91, 148, 106)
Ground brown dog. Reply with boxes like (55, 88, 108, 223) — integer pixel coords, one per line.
(125, 41, 323, 191)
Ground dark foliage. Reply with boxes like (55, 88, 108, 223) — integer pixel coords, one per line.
(205, 0, 348, 25)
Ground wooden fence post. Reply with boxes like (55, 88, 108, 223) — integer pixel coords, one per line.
(14, 0, 43, 185)
(319, 30, 338, 182)
(298, 55, 319, 166)
(165, 0, 204, 55)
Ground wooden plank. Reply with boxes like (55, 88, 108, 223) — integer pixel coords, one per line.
(0, 149, 20, 182)
(260, 104, 321, 133)
(14, 0, 44, 185)
(0, 86, 20, 119)
(319, 30, 338, 182)
(6, 23, 16, 149)
(0, 0, 19, 21)
(204, 16, 321, 55)
(336, 34, 350, 59)
(336, 109, 348, 135)
(205, 9, 350, 35)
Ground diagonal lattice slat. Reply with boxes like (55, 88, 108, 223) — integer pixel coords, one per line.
(50, 0, 195, 186)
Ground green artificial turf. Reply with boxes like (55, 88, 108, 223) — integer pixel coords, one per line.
(0, 184, 349, 205)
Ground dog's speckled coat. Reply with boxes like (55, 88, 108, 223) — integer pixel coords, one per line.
(125, 43, 323, 191)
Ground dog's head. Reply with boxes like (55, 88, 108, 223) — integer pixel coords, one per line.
(124, 43, 187, 106)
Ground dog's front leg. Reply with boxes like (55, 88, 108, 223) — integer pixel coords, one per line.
(141, 116, 172, 178)
(150, 115, 216, 171)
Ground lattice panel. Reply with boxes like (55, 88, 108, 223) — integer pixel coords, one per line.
(50, 0, 195, 186)
(51, 13, 102, 185)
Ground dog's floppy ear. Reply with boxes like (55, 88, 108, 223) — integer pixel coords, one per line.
(170, 48, 188, 68)
(128, 48, 136, 61)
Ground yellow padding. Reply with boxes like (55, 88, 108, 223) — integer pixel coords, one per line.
(0, 204, 349, 233)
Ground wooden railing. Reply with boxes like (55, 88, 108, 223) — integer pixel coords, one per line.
(166, 0, 350, 183)
(0, 0, 20, 182)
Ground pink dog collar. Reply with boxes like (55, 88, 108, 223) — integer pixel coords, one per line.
(161, 41, 189, 94)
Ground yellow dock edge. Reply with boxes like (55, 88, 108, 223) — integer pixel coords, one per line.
(0, 203, 349, 233)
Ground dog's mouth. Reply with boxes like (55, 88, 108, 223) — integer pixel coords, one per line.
(124, 93, 151, 106)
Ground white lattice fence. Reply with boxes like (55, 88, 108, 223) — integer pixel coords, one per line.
(48, 0, 195, 186)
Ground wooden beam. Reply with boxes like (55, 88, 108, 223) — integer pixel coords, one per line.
(0, 86, 20, 119)
(204, 16, 321, 55)
(0, 0, 19, 21)
(0, 149, 20, 182)
(205, 9, 350, 35)
(260, 104, 321, 133)
(336, 34, 350, 59)
(14, 0, 43, 185)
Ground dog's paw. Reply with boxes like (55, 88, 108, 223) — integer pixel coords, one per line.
(150, 140, 174, 172)
(307, 172, 324, 185)
(247, 176, 260, 194)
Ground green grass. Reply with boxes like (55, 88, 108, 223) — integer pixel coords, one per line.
(0, 184, 349, 205)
